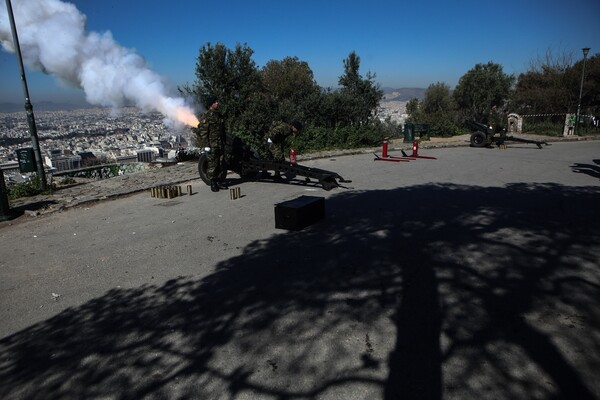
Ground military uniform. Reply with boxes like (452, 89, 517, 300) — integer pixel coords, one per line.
(265, 121, 294, 162)
(487, 105, 505, 134)
(197, 107, 226, 182)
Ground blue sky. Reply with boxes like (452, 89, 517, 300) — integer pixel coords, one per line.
(1, 0, 599, 104)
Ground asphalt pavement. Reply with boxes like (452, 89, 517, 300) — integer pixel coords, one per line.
(0, 133, 588, 218)
(0, 136, 599, 399)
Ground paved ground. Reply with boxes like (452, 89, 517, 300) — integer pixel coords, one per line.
(0, 136, 599, 399)
(1, 133, 587, 219)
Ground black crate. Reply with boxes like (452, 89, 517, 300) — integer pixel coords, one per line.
(275, 196, 325, 230)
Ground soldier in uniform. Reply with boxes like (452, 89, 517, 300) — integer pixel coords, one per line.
(196, 96, 227, 192)
(264, 120, 303, 181)
(487, 104, 506, 133)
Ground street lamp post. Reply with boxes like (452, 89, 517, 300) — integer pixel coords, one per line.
(575, 47, 591, 136)
(5, 0, 47, 191)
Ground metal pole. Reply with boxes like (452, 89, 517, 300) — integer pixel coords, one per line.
(575, 47, 591, 136)
(5, 0, 47, 191)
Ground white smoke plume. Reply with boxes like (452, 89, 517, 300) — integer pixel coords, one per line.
(0, 0, 199, 127)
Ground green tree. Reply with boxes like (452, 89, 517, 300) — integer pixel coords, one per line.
(573, 53, 600, 117)
(235, 91, 274, 151)
(339, 52, 362, 91)
(420, 82, 459, 136)
(512, 49, 577, 114)
(421, 82, 454, 114)
(405, 98, 421, 123)
(337, 51, 384, 126)
(189, 42, 262, 142)
(260, 56, 321, 124)
(182, 45, 392, 152)
(512, 50, 599, 130)
(317, 88, 345, 129)
(453, 62, 515, 122)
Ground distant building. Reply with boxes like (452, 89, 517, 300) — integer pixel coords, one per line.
(136, 149, 156, 163)
(44, 149, 82, 172)
(45, 155, 82, 172)
(0, 161, 19, 172)
(0, 161, 20, 183)
(78, 151, 97, 166)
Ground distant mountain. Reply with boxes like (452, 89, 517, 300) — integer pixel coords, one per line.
(381, 87, 426, 102)
(0, 91, 425, 113)
(0, 101, 94, 113)
(0, 103, 26, 113)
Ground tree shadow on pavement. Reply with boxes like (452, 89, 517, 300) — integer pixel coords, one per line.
(1, 183, 599, 399)
(571, 159, 600, 179)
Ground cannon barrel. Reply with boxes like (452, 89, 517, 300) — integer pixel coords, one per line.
(465, 120, 491, 134)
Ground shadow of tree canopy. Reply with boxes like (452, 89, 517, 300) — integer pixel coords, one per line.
(572, 159, 600, 179)
(1, 183, 599, 400)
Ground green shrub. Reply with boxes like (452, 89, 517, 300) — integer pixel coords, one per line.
(59, 176, 76, 185)
(297, 125, 384, 152)
(522, 121, 563, 136)
(8, 174, 54, 200)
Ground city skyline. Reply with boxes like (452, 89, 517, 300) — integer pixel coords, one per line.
(1, 0, 599, 107)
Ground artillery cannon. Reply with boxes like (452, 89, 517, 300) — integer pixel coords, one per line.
(197, 133, 350, 190)
(466, 120, 548, 149)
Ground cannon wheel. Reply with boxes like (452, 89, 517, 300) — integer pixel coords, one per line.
(470, 131, 487, 148)
(198, 153, 211, 185)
